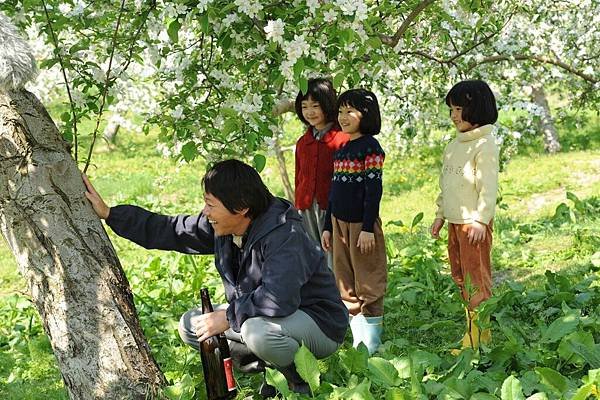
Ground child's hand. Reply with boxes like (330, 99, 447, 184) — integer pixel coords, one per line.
(357, 231, 375, 254)
(321, 230, 331, 252)
(467, 221, 486, 244)
(430, 218, 445, 239)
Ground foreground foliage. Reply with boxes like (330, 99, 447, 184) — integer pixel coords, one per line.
(0, 132, 598, 398)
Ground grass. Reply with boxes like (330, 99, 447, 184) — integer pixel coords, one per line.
(0, 124, 599, 398)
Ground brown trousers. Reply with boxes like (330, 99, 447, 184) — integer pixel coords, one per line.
(447, 221, 493, 309)
(331, 216, 387, 317)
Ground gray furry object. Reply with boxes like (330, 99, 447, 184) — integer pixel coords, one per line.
(0, 12, 37, 91)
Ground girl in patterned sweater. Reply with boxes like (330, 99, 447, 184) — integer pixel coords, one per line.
(321, 89, 387, 355)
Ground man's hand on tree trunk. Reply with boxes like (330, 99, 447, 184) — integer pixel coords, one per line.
(82, 174, 110, 220)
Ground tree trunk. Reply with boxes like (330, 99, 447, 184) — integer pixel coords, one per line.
(531, 85, 561, 153)
(0, 89, 166, 399)
(273, 135, 294, 202)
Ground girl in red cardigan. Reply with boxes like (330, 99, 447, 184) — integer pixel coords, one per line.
(294, 78, 348, 256)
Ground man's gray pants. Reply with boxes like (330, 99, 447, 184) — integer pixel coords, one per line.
(178, 305, 340, 372)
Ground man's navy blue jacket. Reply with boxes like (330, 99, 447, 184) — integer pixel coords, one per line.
(106, 197, 349, 343)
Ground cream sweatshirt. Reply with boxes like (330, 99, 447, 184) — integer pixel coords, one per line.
(434, 124, 500, 225)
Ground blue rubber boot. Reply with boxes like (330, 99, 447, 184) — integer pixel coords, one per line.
(362, 316, 383, 355)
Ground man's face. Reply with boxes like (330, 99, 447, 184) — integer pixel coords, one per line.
(203, 193, 249, 236)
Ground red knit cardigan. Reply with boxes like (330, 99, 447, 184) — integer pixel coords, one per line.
(295, 126, 349, 210)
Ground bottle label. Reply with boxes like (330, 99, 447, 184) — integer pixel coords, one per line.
(223, 357, 235, 391)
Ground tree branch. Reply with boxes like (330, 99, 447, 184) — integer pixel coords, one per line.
(380, 0, 436, 47)
(468, 54, 598, 84)
(41, 0, 79, 161)
(83, 0, 126, 173)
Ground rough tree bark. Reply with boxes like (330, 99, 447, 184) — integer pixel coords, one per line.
(531, 85, 561, 153)
(272, 135, 294, 202)
(0, 89, 166, 399)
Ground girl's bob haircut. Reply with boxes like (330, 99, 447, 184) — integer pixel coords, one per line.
(445, 80, 498, 126)
(337, 88, 381, 136)
(295, 78, 338, 125)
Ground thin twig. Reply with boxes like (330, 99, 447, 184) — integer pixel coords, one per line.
(41, 0, 79, 161)
(83, 0, 126, 173)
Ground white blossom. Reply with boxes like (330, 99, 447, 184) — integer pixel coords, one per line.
(235, 0, 263, 19)
(323, 9, 337, 23)
(171, 105, 185, 119)
(264, 19, 285, 44)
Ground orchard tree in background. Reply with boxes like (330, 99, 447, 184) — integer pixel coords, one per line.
(1, 0, 597, 168)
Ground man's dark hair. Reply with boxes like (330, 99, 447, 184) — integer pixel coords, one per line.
(337, 88, 381, 136)
(295, 78, 338, 125)
(445, 80, 498, 126)
(202, 159, 273, 219)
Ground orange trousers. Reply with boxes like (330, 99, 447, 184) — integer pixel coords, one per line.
(331, 216, 387, 317)
(447, 221, 493, 309)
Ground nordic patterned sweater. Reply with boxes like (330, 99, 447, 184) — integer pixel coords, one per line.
(324, 135, 385, 233)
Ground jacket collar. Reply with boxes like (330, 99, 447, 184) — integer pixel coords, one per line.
(457, 124, 494, 142)
(303, 126, 341, 143)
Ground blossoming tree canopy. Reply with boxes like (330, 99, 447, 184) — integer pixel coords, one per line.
(2, 0, 597, 164)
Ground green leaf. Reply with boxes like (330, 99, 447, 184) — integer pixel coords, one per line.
(540, 313, 579, 343)
(162, 374, 195, 400)
(567, 340, 600, 368)
(340, 346, 369, 374)
(501, 376, 525, 400)
(570, 384, 594, 400)
(385, 387, 411, 400)
(411, 212, 424, 229)
(265, 367, 291, 397)
(332, 378, 375, 400)
(524, 394, 548, 400)
(299, 76, 308, 96)
(293, 58, 305, 80)
(367, 37, 382, 49)
(252, 154, 267, 172)
(558, 330, 595, 365)
(199, 13, 209, 33)
(472, 393, 500, 400)
(167, 19, 181, 43)
(535, 367, 569, 395)
(180, 142, 197, 162)
(294, 344, 319, 394)
(333, 72, 345, 89)
(368, 357, 401, 387)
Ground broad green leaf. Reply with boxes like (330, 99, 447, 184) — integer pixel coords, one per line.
(180, 142, 197, 162)
(252, 154, 266, 173)
(199, 13, 209, 33)
(568, 341, 600, 368)
(472, 393, 500, 400)
(294, 344, 319, 394)
(390, 357, 411, 379)
(411, 212, 424, 229)
(333, 72, 345, 88)
(525, 394, 548, 400)
(331, 378, 375, 400)
(501, 376, 525, 400)
(558, 330, 595, 365)
(265, 367, 290, 397)
(570, 384, 594, 400)
(340, 346, 368, 374)
(385, 387, 411, 400)
(368, 357, 401, 387)
(167, 19, 181, 43)
(535, 367, 569, 395)
(162, 374, 195, 400)
(540, 313, 579, 343)
(293, 58, 305, 80)
(298, 76, 308, 96)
